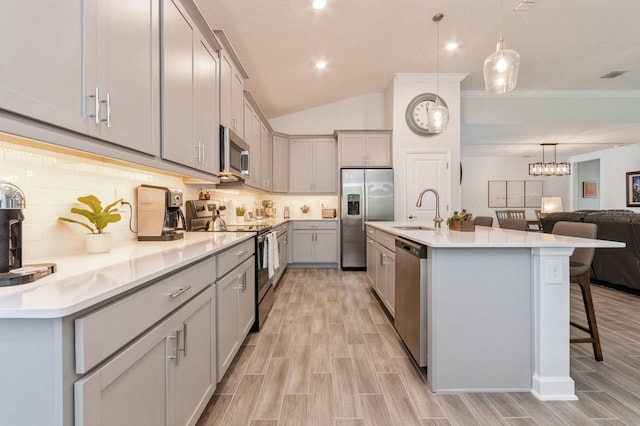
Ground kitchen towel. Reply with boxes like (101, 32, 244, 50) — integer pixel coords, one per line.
(264, 231, 279, 279)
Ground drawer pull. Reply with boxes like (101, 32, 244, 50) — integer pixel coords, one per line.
(169, 285, 192, 299)
(311, 225, 320, 228)
(236, 250, 248, 256)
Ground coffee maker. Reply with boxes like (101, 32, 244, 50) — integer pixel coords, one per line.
(137, 185, 186, 241)
(0, 182, 56, 286)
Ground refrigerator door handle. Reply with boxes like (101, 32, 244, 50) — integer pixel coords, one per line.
(362, 182, 367, 232)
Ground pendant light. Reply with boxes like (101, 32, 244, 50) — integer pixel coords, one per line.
(529, 143, 571, 176)
(427, 13, 449, 133)
(483, 0, 520, 94)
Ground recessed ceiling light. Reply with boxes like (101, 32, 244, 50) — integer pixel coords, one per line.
(312, 0, 326, 10)
(315, 60, 327, 69)
(445, 42, 458, 51)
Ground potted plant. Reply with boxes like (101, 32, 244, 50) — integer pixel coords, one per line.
(59, 195, 123, 253)
(447, 209, 475, 232)
(235, 205, 247, 223)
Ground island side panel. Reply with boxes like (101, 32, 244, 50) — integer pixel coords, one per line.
(427, 247, 532, 392)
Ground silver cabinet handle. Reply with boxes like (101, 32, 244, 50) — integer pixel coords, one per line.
(88, 87, 100, 125)
(200, 143, 205, 163)
(311, 224, 320, 228)
(236, 250, 248, 256)
(235, 273, 243, 290)
(168, 334, 179, 365)
(181, 324, 188, 357)
(105, 92, 111, 127)
(408, 215, 416, 219)
(169, 285, 192, 299)
(243, 271, 247, 291)
(176, 328, 184, 365)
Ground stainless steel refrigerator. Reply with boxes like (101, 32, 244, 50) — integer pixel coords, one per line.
(340, 168, 394, 269)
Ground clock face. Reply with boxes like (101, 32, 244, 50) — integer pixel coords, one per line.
(405, 93, 448, 136)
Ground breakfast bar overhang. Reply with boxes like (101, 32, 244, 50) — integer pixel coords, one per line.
(367, 222, 624, 401)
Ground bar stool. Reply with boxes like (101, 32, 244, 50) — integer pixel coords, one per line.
(474, 216, 493, 227)
(552, 221, 603, 361)
(500, 218, 528, 231)
(495, 210, 509, 227)
(508, 209, 526, 219)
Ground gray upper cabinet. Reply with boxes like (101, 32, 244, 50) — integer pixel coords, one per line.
(83, 0, 160, 155)
(0, 1, 84, 132)
(216, 30, 247, 138)
(162, 0, 219, 174)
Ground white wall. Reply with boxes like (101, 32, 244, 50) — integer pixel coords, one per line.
(268, 92, 387, 134)
(574, 159, 600, 210)
(571, 143, 640, 213)
(461, 157, 571, 224)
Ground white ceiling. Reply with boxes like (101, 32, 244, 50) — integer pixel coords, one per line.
(194, 0, 640, 157)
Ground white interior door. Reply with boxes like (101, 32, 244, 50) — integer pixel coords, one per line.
(405, 152, 449, 222)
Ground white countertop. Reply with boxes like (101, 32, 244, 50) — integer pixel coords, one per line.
(0, 232, 255, 319)
(368, 221, 626, 249)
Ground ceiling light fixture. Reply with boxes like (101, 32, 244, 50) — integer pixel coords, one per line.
(312, 0, 326, 10)
(483, 0, 520, 94)
(445, 42, 458, 51)
(315, 60, 327, 69)
(426, 13, 449, 134)
(528, 143, 571, 176)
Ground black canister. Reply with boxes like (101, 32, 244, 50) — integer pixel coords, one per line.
(0, 182, 26, 273)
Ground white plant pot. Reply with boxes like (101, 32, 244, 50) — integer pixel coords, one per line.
(236, 215, 244, 224)
(86, 232, 112, 254)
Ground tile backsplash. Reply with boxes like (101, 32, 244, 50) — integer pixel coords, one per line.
(0, 136, 339, 260)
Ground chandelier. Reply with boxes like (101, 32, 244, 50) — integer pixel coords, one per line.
(528, 144, 571, 176)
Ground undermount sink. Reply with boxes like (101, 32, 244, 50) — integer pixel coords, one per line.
(392, 225, 434, 231)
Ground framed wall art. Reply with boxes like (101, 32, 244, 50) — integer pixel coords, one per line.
(626, 171, 640, 207)
(582, 181, 597, 198)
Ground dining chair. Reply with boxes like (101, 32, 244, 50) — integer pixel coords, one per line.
(473, 216, 493, 227)
(552, 221, 602, 361)
(507, 209, 526, 219)
(495, 210, 509, 227)
(499, 218, 528, 231)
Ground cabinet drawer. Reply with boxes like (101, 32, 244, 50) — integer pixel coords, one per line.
(75, 257, 215, 374)
(217, 238, 255, 278)
(291, 220, 337, 230)
(376, 230, 395, 252)
(366, 226, 376, 240)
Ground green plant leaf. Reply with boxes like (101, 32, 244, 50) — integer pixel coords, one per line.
(58, 217, 96, 233)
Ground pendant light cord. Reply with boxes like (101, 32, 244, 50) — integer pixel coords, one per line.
(433, 13, 444, 100)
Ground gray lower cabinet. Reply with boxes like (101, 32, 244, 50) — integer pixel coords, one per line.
(290, 221, 338, 265)
(74, 288, 215, 426)
(216, 239, 256, 379)
(366, 227, 396, 317)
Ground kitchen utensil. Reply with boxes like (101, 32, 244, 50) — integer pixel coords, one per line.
(255, 208, 264, 219)
(264, 207, 277, 217)
(211, 209, 227, 231)
(283, 206, 290, 218)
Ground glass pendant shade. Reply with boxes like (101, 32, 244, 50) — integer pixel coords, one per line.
(483, 38, 520, 94)
(428, 13, 449, 133)
(427, 97, 449, 133)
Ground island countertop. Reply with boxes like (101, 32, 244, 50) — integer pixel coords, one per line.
(0, 231, 255, 319)
(367, 221, 626, 249)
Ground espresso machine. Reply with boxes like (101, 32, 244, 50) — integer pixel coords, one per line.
(137, 185, 186, 241)
(0, 182, 56, 286)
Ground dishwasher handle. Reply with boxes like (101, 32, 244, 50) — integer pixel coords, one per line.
(395, 238, 427, 258)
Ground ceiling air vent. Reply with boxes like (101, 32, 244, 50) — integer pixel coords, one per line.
(513, 0, 537, 11)
(600, 70, 627, 79)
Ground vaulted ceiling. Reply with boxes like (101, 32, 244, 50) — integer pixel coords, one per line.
(195, 0, 640, 157)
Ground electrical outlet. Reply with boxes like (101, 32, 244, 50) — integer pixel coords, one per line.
(547, 260, 562, 284)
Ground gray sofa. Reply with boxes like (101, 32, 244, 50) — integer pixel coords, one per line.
(541, 210, 640, 295)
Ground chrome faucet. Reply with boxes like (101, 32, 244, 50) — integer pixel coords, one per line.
(416, 188, 443, 229)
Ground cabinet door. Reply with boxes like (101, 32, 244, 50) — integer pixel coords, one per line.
(93, 0, 159, 155)
(161, 0, 195, 167)
(194, 35, 219, 174)
(374, 245, 384, 299)
(216, 270, 240, 378)
(231, 71, 244, 134)
(219, 52, 233, 129)
(314, 231, 338, 263)
(339, 134, 366, 167)
(249, 110, 262, 189)
(174, 288, 216, 426)
(261, 123, 272, 191)
(291, 230, 314, 263)
(0, 1, 83, 132)
(365, 134, 392, 167)
(312, 138, 337, 193)
(381, 247, 395, 317)
(238, 258, 256, 338)
(272, 136, 289, 193)
(74, 319, 172, 426)
(289, 139, 314, 193)
(366, 238, 376, 287)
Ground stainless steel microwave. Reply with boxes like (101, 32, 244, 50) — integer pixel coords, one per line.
(219, 126, 249, 182)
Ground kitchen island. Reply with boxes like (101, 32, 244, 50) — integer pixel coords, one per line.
(367, 221, 624, 401)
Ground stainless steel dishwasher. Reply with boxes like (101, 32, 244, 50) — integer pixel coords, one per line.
(394, 237, 428, 367)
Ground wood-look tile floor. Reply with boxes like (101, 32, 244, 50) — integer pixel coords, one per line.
(197, 269, 640, 426)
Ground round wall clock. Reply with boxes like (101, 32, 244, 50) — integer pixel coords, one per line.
(405, 93, 448, 136)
